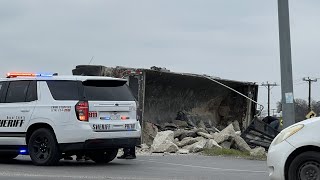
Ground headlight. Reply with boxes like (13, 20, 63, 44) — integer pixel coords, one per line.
(272, 124, 304, 146)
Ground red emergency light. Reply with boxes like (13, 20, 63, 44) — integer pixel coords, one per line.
(6, 72, 57, 78)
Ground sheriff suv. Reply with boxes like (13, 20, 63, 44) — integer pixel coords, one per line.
(0, 72, 141, 165)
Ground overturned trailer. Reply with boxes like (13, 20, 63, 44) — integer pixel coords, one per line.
(73, 65, 259, 145)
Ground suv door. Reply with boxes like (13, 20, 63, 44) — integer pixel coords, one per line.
(0, 80, 37, 145)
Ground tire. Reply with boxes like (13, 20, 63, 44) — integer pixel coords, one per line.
(288, 151, 320, 180)
(88, 149, 118, 164)
(28, 128, 61, 166)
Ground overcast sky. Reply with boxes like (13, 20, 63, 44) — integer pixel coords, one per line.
(1, 0, 320, 113)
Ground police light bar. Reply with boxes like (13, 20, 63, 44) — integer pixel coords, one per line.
(6, 72, 58, 78)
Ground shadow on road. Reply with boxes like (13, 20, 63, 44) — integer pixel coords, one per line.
(0, 158, 132, 167)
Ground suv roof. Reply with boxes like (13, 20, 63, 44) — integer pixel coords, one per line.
(0, 75, 126, 82)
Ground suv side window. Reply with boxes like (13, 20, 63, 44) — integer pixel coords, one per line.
(0, 81, 4, 102)
(5, 81, 30, 103)
(26, 81, 37, 102)
(46, 81, 80, 100)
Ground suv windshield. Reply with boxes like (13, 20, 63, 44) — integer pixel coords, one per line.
(82, 80, 135, 101)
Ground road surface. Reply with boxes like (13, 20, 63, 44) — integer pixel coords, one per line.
(0, 154, 269, 180)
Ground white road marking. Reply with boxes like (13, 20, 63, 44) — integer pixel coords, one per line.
(0, 172, 163, 180)
(135, 159, 268, 174)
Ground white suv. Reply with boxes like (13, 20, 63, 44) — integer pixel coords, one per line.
(0, 72, 141, 166)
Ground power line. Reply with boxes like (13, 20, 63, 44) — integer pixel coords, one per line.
(302, 77, 317, 111)
(261, 82, 278, 117)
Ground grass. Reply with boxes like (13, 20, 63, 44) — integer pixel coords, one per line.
(202, 148, 267, 161)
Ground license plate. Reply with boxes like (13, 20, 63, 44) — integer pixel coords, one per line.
(92, 124, 110, 131)
(100, 114, 121, 120)
(111, 114, 120, 120)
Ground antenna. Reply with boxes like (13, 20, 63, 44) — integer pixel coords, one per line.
(88, 56, 94, 65)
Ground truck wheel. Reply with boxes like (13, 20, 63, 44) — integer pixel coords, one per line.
(288, 151, 320, 180)
(89, 149, 118, 164)
(0, 153, 19, 161)
(28, 128, 61, 166)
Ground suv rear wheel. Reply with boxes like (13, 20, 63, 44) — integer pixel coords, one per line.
(88, 149, 118, 164)
(28, 128, 61, 166)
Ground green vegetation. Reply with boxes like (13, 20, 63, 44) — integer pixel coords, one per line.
(202, 148, 266, 161)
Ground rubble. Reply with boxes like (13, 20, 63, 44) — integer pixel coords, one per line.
(144, 120, 258, 158)
(143, 122, 158, 146)
(172, 120, 189, 129)
(151, 141, 179, 153)
(206, 139, 222, 149)
(220, 141, 232, 149)
(151, 131, 179, 153)
(234, 135, 251, 152)
(175, 137, 199, 148)
(250, 147, 266, 157)
(159, 123, 178, 131)
(197, 132, 215, 139)
(214, 124, 236, 144)
(232, 121, 241, 132)
(179, 130, 198, 140)
(178, 149, 190, 154)
(183, 138, 207, 153)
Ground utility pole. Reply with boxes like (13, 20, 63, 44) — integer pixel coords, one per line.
(278, 0, 295, 127)
(261, 82, 278, 117)
(303, 77, 317, 111)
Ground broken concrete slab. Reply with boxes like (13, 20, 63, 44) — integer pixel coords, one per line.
(137, 144, 150, 152)
(195, 128, 209, 134)
(234, 135, 251, 152)
(232, 121, 241, 132)
(205, 139, 221, 149)
(179, 130, 198, 140)
(220, 141, 232, 149)
(197, 120, 207, 129)
(250, 147, 266, 157)
(214, 124, 236, 144)
(151, 130, 176, 153)
(176, 137, 199, 148)
(177, 149, 189, 154)
(206, 127, 220, 134)
(183, 138, 207, 153)
(190, 139, 208, 153)
(151, 141, 179, 153)
(172, 120, 189, 128)
(197, 132, 215, 139)
(235, 131, 241, 136)
(174, 129, 187, 139)
(160, 123, 178, 131)
(143, 122, 159, 146)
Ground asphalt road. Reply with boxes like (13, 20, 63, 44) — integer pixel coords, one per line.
(0, 155, 269, 180)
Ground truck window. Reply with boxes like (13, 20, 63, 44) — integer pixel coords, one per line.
(47, 81, 80, 100)
(82, 80, 135, 101)
(5, 81, 30, 103)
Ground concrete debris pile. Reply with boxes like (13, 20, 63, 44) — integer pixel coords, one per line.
(138, 123, 266, 157)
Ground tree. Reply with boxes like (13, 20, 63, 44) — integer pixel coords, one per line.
(276, 99, 310, 122)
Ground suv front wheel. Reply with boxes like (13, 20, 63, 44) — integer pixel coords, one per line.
(28, 128, 61, 166)
(88, 149, 118, 164)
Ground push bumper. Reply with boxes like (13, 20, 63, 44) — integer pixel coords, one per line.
(60, 137, 141, 152)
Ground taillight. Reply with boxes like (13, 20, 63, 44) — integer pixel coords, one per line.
(75, 101, 89, 121)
